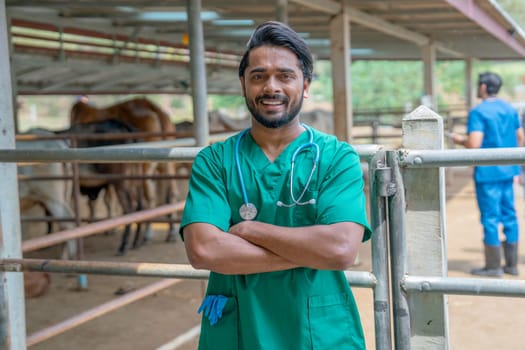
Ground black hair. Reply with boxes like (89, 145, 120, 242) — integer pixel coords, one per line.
(238, 21, 313, 82)
(478, 72, 502, 95)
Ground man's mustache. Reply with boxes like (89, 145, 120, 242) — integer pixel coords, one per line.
(255, 94, 289, 103)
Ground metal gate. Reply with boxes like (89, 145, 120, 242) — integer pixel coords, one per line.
(1, 106, 525, 349)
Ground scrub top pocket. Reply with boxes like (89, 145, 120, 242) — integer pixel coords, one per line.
(292, 189, 318, 222)
(198, 296, 239, 350)
(308, 293, 365, 350)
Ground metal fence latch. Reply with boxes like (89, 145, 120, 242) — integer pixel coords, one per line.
(375, 166, 396, 197)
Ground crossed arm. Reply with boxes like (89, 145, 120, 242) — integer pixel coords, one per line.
(183, 221, 364, 275)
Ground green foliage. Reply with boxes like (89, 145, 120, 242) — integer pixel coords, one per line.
(309, 60, 333, 103)
(474, 61, 524, 98)
(350, 61, 424, 110)
(308, 59, 524, 111)
(171, 97, 185, 109)
(497, 0, 525, 29)
(208, 94, 246, 114)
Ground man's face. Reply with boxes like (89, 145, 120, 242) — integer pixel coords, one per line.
(239, 45, 310, 128)
(477, 83, 487, 99)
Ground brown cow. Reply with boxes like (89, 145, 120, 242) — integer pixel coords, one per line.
(60, 119, 145, 255)
(70, 98, 179, 245)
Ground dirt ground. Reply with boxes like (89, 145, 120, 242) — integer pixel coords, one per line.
(22, 166, 525, 350)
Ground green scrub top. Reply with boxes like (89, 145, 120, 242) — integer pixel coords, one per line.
(181, 126, 372, 350)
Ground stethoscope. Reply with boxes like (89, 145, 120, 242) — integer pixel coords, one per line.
(235, 124, 320, 220)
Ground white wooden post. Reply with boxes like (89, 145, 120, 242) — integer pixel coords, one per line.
(402, 105, 450, 349)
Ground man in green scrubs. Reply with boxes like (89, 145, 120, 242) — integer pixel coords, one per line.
(180, 21, 372, 349)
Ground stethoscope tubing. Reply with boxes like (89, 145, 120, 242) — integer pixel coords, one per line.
(235, 128, 252, 206)
(235, 124, 319, 214)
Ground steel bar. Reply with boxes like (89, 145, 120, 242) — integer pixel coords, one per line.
(22, 201, 185, 252)
(403, 276, 525, 298)
(16, 131, 179, 142)
(354, 144, 384, 161)
(400, 147, 525, 167)
(2, 258, 374, 288)
(1, 259, 209, 280)
(387, 151, 411, 350)
(26, 279, 181, 347)
(2, 144, 379, 163)
(0, 3, 27, 349)
(187, 0, 209, 147)
(369, 150, 393, 350)
(20, 216, 180, 224)
(18, 173, 190, 181)
(0, 147, 202, 163)
(343, 271, 377, 288)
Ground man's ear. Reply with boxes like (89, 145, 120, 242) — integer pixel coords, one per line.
(303, 80, 310, 99)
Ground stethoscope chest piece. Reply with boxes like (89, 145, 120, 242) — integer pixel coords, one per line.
(235, 125, 318, 221)
(239, 202, 258, 221)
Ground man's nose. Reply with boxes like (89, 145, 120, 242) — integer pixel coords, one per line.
(263, 76, 281, 94)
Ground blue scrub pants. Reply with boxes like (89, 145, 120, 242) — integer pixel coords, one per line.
(475, 179, 519, 246)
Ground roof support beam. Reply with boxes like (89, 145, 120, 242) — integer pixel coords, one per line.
(329, 7, 352, 142)
(422, 44, 437, 110)
(290, 0, 464, 57)
(445, 0, 525, 56)
(276, 0, 288, 24)
(288, 0, 340, 15)
(347, 8, 430, 46)
(465, 57, 476, 110)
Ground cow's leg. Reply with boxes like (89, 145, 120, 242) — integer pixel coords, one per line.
(156, 162, 179, 242)
(103, 185, 118, 235)
(139, 163, 156, 244)
(117, 224, 132, 256)
(131, 187, 145, 249)
(114, 185, 134, 255)
(43, 198, 78, 260)
(42, 205, 54, 234)
(87, 197, 97, 224)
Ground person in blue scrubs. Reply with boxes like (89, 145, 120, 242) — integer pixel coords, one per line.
(180, 21, 372, 349)
(451, 72, 524, 276)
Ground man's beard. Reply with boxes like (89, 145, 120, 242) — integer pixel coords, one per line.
(246, 93, 303, 129)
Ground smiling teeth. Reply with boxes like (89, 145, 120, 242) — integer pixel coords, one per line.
(262, 100, 282, 105)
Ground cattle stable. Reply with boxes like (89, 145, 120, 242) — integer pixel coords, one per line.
(18, 98, 184, 257)
(3, 1, 525, 349)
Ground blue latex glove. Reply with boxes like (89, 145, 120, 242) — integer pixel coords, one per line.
(198, 295, 228, 326)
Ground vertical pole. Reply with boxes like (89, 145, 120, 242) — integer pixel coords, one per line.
(402, 105, 449, 349)
(369, 151, 393, 350)
(70, 137, 88, 290)
(276, 0, 288, 23)
(465, 58, 475, 111)
(186, 0, 209, 146)
(0, 3, 27, 349)
(329, 6, 352, 141)
(422, 44, 436, 111)
(387, 151, 411, 350)
(6, 15, 18, 134)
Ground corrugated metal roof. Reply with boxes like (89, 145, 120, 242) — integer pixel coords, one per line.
(6, 0, 525, 95)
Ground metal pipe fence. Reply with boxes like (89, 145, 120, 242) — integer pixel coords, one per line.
(21, 202, 184, 253)
(0, 143, 387, 349)
(403, 276, 525, 298)
(3, 118, 525, 349)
